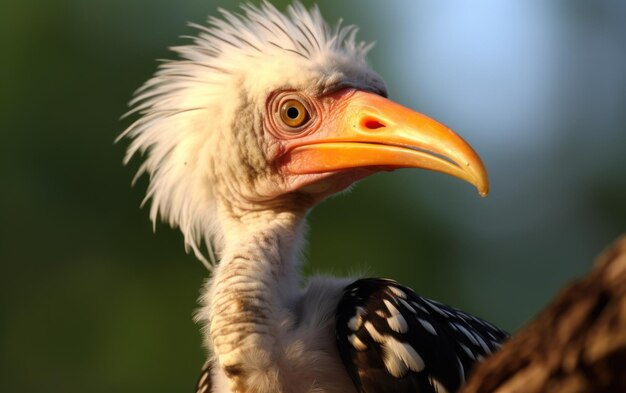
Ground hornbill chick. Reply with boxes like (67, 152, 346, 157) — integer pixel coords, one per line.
(120, 2, 507, 392)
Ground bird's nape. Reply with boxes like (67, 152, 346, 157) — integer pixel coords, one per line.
(119, 2, 505, 393)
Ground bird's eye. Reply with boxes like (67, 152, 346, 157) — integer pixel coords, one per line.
(280, 99, 310, 128)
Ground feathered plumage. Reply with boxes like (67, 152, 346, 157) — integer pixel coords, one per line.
(120, 2, 502, 393)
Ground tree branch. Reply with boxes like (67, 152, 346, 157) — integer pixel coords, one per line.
(461, 235, 626, 393)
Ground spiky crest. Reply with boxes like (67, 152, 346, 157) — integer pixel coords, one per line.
(118, 1, 384, 267)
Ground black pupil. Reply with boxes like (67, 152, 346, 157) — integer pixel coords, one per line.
(287, 106, 300, 119)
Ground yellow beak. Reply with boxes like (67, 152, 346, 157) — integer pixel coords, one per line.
(284, 90, 489, 196)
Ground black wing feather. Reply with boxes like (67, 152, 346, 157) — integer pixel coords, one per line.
(195, 361, 213, 393)
(336, 278, 509, 393)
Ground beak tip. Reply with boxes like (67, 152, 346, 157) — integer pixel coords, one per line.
(476, 179, 489, 197)
(470, 170, 489, 197)
(470, 162, 489, 197)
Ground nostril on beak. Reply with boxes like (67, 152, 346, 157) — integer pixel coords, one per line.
(362, 118, 385, 130)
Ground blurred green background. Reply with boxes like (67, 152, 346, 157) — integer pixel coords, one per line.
(2, 0, 625, 392)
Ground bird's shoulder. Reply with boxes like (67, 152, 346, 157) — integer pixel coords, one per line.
(335, 278, 509, 393)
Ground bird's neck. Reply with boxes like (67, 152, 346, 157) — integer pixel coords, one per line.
(199, 202, 308, 388)
(216, 205, 307, 302)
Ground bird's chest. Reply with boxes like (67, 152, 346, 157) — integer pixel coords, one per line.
(206, 302, 356, 393)
(204, 272, 357, 393)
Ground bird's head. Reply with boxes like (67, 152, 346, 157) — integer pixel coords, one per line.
(120, 2, 488, 263)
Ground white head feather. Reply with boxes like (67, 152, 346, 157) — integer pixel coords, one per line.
(119, 1, 386, 266)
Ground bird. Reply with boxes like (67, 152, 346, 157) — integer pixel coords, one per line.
(119, 2, 508, 393)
